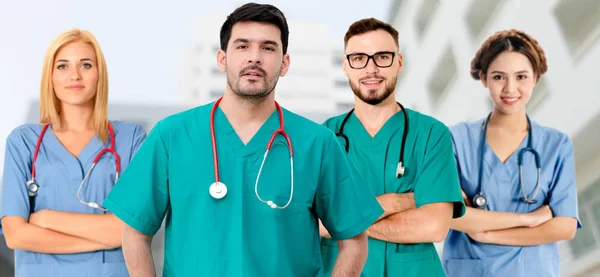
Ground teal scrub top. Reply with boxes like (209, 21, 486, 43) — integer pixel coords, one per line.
(103, 102, 384, 277)
(1, 121, 146, 277)
(320, 108, 466, 277)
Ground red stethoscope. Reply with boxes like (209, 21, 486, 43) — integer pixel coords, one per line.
(209, 97, 295, 209)
(27, 123, 121, 212)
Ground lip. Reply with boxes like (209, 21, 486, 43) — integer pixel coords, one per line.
(501, 96, 520, 106)
(242, 70, 264, 78)
(66, 84, 85, 89)
(361, 78, 384, 87)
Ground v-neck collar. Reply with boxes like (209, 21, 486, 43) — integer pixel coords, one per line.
(44, 124, 105, 180)
(479, 119, 536, 177)
(345, 110, 407, 149)
(212, 106, 281, 158)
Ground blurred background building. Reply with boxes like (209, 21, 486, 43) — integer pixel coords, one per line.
(0, 0, 599, 276)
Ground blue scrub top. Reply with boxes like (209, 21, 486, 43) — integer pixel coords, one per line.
(443, 118, 581, 277)
(0, 121, 146, 277)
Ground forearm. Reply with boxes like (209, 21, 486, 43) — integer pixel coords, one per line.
(376, 193, 416, 221)
(478, 217, 578, 246)
(367, 203, 453, 243)
(40, 211, 124, 248)
(122, 225, 156, 277)
(3, 218, 108, 254)
(331, 232, 368, 277)
(451, 207, 526, 233)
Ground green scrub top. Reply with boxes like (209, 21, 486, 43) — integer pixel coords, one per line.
(103, 102, 384, 277)
(320, 108, 466, 277)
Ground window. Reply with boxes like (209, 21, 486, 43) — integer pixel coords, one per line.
(336, 102, 354, 112)
(569, 178, 600, 258)
(334, 79, 349, 89)
(414, 0, 439, 40)
(465, 0, 505, 40)
(554, 0, 600, 60)
(528, 78, 550, 113)
(427, 45, 457, 110)
(209, 90, 223, 100)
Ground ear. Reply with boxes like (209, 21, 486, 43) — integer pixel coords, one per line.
(480, 72, 488, 88)
(216, 49, 227, 72)
(279, 54, 290, 77)
(396, 52, 403, 75)
(342, 55, 349, 77)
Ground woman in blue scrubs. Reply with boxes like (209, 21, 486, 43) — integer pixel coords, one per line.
(443, 29, 581, 277)
(0, 28, 145, 276)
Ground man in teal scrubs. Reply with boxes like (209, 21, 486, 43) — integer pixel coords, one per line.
(319, 18, 466, 277)
(102, 3, 383, 277)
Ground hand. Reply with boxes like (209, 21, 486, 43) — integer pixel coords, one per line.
(523, 205, 553, 228)
(29, 209, 53, 229)
(467, 231, 489, 243)
(319, 220, 331, 239)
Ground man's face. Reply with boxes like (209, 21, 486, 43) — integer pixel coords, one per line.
(343, 29, 402, 105)
(217, 21, 290, 100)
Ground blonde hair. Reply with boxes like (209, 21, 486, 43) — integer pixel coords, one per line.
(39, 28, 110, 143)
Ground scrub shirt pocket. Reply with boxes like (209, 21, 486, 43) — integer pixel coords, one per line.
(31, 178, 56, 212)
(444, 258, 484, 277)
(388, 250, 436, 277)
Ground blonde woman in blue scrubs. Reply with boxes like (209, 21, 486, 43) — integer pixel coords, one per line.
(0, 28, 145, 276)
(443, 29, 581, 277)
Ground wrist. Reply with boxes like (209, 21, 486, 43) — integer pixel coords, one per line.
(518, 213, 530, 227)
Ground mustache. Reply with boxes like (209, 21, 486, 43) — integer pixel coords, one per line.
(239, 65, 267, 77)
(359, 75, 386, 82)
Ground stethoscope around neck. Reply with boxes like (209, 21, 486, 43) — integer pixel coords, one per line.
(335, 101, 409, 178)
(471, 113, 542, 209)
(208, 97, 295, 209)
(27, 123, 120, 213)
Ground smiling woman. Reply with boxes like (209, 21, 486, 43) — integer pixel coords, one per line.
(0, 28, 146, 277)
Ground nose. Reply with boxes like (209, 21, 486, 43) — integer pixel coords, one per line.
(247, 47, 262, 65)
(364, 57, 379, 74)
(504, 77, 517, 93)
(69, 67, 82, 81)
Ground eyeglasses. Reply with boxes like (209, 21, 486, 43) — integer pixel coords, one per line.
(346, 51, 396, 69)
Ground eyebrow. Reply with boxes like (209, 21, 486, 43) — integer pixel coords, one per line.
(490, 70, 530, 74)
(55, 58, 94, 63)
(232, 38, 279, 47)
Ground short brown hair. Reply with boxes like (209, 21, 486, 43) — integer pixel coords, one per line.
(470, 29, 547, 81)
(344, 18, 399, 49)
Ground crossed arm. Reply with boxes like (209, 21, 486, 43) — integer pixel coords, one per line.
(320, 192, 454, 243)
(450, 191, 577, 246)
(2, 210, 124, 254)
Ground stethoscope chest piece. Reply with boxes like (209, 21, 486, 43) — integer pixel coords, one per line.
(26, 180, 39, 197)
(209, 182, 228, 199)
(472, 193, 487, 208)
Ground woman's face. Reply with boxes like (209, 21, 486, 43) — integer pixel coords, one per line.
(52, 41, 99, 108)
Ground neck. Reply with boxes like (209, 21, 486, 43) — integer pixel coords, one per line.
(218, 91, 276, 125)
(353, 95, 399, 132)
(488, 109, 528, 132)
(57, 103, 94, 132)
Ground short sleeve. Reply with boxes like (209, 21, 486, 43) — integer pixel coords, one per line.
(0, 129, 33, 232)
(103, 121, 169, 236)
(130, 123, 147, 157)
(314, 133, 383, 240)
(414, 124, 466, 218)
(548, 139, 581, 228)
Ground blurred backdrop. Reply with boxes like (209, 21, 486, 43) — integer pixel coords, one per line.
(0, 0, 599, 276)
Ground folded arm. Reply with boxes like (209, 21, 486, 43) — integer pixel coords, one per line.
(470, 216, 577, 246)
(367, 202, 453, 243)
(29, 210, 125, 249)
(2, 216, 110, 254)
(122, 224, 157, 277)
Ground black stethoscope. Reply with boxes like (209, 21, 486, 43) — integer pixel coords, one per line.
(472, 113, 542, 208)
(335, 102, 409, 178)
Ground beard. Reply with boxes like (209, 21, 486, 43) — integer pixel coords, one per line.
(349, 75, 397, 105)
(226, 65, 280, 101)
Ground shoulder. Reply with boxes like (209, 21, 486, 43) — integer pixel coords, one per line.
(321, 112, 351, 132)
(6, 124, 45, 143)
(153, 103, 211, 134)
(110, 121, 145, 136)
(406, 109, 453, 139)
(283, 108, 337, 140)
(531, 120, 572, 150)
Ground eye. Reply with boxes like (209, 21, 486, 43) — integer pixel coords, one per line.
(81, 63, 93, 69)
(264, 46, 275, 51)
(236, 45, 247, 50)
(492, 75, 503, 80)
(56, 64, 67, 70)
(517, 75, 527, 80)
